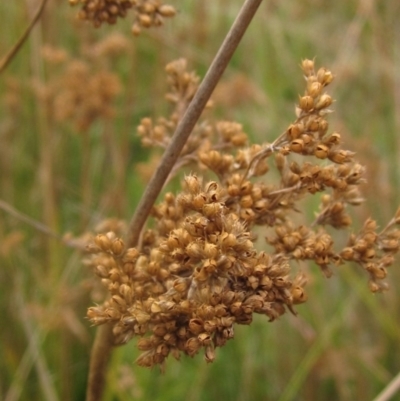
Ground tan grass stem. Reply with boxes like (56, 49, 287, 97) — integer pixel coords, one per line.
(126, 0, 264, 248)
(373, 371, 400, 401)
(0, 0, 48, 74)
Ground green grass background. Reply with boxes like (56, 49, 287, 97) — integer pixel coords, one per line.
(1, 1, 400, 400)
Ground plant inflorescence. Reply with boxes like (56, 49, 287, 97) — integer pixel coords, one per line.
(69, 0, 176, 35)
(85, 58, 400, 368)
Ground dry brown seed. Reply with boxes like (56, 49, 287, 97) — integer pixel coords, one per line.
(204, 243, 218, 259)
(186, 242, 203, 259)
(240, 181, 253, 195)
(158, 4, 176, 17)
(318, 119, 329, 136)
(340, 247, 354, 260)
(248, 275, 259, 289)
(240, 195, 253, 208)
(123, 248, 140, 262)
(315, 94, 333, 109)
(204, 319, 217, 333)
(317, 68, 334, 86)
(291, 286, 307, 304)
(95, 234, 112, 251)
(163, 333, 177, 346)
(222, 326, 234, 339)
(95, 264, 108, 278)
(301, 59, 315, 76)
(185, 337, 201, 356)
(198, 332, 212, 345)
(299, 95, 314, 112)
(287, 123, 303, 140)
(156, 343, 169, 357)
(329, 149, 352, 164)
(368, 280, 381, 293)
(308, 81, 322, 97)
(119, 284, 132, 301)
(324, 132, 341, 145)
(290, 139, 304, 153)
(203, 203, 222, 218)
(214, 304, 228, 317)
(189, 319, 204, 335)
(139, 14, 152, 27)
(204, 345, 215, 363)
(314, 144, 329, 159)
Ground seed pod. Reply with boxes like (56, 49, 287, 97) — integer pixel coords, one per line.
(290, 139, 304, 153)
(202, 202, 222, 218)
(185, 337, 201, 356)
(291, 286, 307, 304)
(198, 332, 212, 346)
(192, 193, 206, 209)
(95, 234, 112, 252)
(308, 81, 322, 97)
(315, 93, 333, 109)
(314, 144, 329, 159)
(299, 95, 314, 112)
(287, 123, 303, 140)
(173, 278, 189, 293)
(301, 59, 315, 76)
(123, 248, 139, 262)
(185, 175, 201, 194)
(317, 68, 334, 86)
(204, 345, 215, 363)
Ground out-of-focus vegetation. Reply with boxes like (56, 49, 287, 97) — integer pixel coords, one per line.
(1, 1, 400, 400)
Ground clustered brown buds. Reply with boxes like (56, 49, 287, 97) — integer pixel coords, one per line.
(86, 59, 400, 368)
(87, 177, 308, 367)
(68, 0, 176, 34)
(35, 40, 127, 132)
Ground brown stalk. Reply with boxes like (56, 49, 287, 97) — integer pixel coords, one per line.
(0, 0, 48, 74)
(126, 0, 264, 248)
(85, 1, 263, 400)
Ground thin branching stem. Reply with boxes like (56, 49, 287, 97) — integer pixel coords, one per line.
(0, 0, 48, 74)
(0, 199, 84, 250)
(126, 0, 264, 248)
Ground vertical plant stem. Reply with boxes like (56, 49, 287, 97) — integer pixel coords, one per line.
(85, 1, 263, 401)
(86, 324, 114, 401)
(127, 0, 263, 248)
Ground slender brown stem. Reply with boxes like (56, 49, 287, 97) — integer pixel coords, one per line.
(0, 199, 84, 250)
(85, 324, 114, 401)
(86, 2, 263, 401)
(0, 0, 48, 74)
(127, 0, 264, 248)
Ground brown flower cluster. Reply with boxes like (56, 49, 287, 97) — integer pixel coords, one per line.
(35, 42, 125, 132)
(86, 59, 400, 368)
(87, 176, 307, 367)
(68, 0, 176, 34)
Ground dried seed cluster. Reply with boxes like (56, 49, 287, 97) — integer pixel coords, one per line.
(36, 42, 125, 132)
(68, 0, 176, 34)
(86, 59, 400, 368)
(87, 176, 307, 366)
